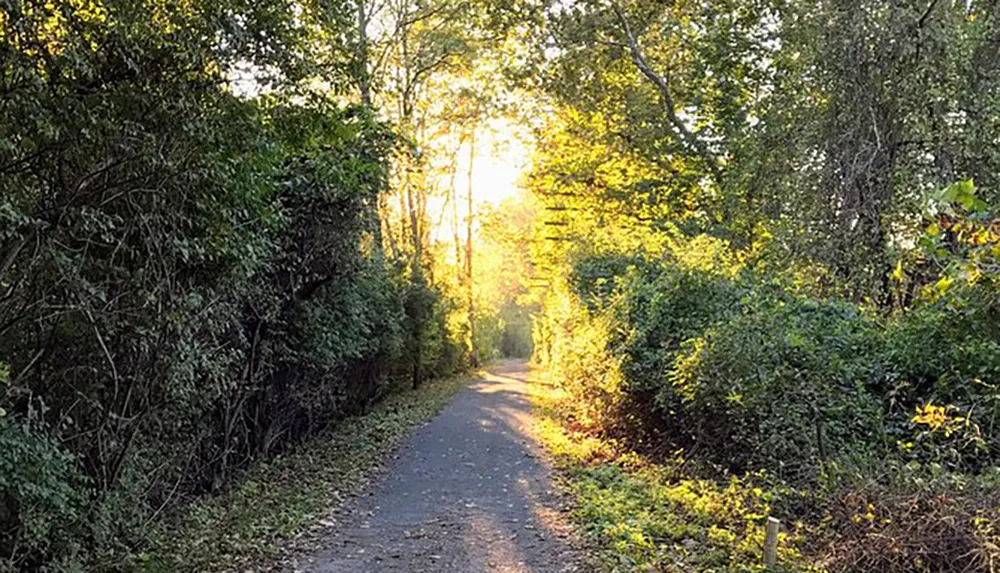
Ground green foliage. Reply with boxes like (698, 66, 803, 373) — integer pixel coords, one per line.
(532, 0, 1000, 302)
(566, 464, 780, 572)
(882, 286, 1000, 470)
(534, 365, 1000, 573)
(538, 253, 1000, 570)
(531, 381, 806, 573)
(668, 294, 885, 478)
(543, 251, 1000, 478)
(137, 373, 470, 572)
(0, 1, 466, 570)
(527, 0, 1000, 569)
(0, 421, 87, 571)
(559, 256, 884, 476)
(612, 263, 744, 394)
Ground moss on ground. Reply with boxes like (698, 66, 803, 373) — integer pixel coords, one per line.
(131, 374, 471, 572)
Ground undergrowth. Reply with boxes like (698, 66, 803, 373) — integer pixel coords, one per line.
(130, 374, 471, 572)
(531, 361, 1000, 573)
(528, 374, 806, 573)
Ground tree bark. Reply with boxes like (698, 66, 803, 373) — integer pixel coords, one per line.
(466, 124, 477, 367)
(357, 0, 372, 108)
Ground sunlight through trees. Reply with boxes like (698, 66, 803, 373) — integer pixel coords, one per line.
(3, 0, 1000, 571)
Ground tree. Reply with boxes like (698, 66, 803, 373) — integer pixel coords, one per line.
(530, 0, 1000, 303)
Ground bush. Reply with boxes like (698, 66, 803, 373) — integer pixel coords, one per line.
(556, 257, 889, 476)
(541, 246, 1000, 571)
(667, 294, 886, 478)
(613, 263, 744, 396)
(0, 4, 464, 568)
(546, 256, 745, 442)
(0, 420, 87, 571)
(549, 252, 1000, 478)
(881, 285, 1000, 470)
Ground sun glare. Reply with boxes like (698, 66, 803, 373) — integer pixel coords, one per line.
(428, 116, 532, 245)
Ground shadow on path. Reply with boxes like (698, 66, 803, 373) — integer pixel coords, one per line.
(294, 360, 584, 573)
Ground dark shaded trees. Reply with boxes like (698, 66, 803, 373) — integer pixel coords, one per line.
(0, 1, 462, 568)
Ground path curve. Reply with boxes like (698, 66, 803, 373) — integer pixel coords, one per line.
(294, 360, 584, 572)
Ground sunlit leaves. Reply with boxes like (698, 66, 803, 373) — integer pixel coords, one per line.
(935, 179, 988, 215)
(532, 0, 1000, 304)
(0, 0, 108, 56)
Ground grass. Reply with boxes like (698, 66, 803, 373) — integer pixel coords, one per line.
(131, 373, 471, 572)
(527, 371, 807, 573)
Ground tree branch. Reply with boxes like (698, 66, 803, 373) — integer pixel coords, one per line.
(918, 0, 939, 29)
(609, 2, 724, 187)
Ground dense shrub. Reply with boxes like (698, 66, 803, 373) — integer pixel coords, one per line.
(541, 250, 1000, 569)
(0, 2, 463, 569)
(0, 420, 87, 571)
(589, 258, 886, 477)
(667, 295, 886, 478)
(546, 257, 744, 442)
(882, 285, 1000, 470)
(539, 279, 1000, 572)
(548, 253, 1000, 478)
(612, 264, 743, 397)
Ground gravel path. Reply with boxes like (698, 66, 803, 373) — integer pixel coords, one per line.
(293, 360, 585, 572)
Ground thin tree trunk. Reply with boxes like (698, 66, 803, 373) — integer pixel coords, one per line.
(357, 0, 372, 108)
(466, 125, 477, 367)
(450, 148, 462, 284)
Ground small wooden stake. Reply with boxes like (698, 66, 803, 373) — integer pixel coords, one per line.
(763, 516, 780, 568)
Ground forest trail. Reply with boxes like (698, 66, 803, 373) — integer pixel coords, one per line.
(292, 360, 584, 572)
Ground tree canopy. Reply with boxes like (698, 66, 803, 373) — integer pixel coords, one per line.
(4, 0, 1000, 571)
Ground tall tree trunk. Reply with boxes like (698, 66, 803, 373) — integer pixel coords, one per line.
(450, 149, 462, 284)
(466, 125, 477, 367)
(406, 165, 422, 274)
(356, 0, 372, 108)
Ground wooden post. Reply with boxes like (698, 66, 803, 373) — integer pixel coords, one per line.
(764, 516, 780, 568)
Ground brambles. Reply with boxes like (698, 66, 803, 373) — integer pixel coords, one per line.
(817, 479, 1000, 573)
